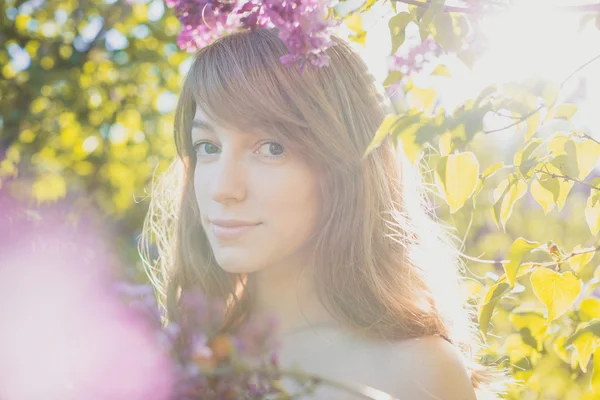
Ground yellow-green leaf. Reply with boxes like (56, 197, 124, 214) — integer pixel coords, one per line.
(571, 139, 600, 180)
(593, 346, 600, 394)
(389, 12, 413, 54)
(586, 191, 600, 236)
(409, 86, 437, 111)
(383, 71, 404, 88)
(569, 244, 596, 273)
(530, 268, 581, 323)
(481, 162, 504, 180)
(581, 299, 600, 322)
(492, 178, 511, 229)
(397, 123, 423, 164)
(514, 138, 543, 176)
(438, 130, 452, 157)
(567, 319, 600, 346)
(345, 14, 367, 45)
(493, 177, 527, 231)
(509, 308, 547, 351)
(435, 151, 479, 213)
(478, 282, 511, 341)
(572, 330, 599, 373)
(431, 64, 451, 77)
(540, 137, 576, 210)
(531, 175, 560, 214)
(552, 103, 578, 120)
(364, 114, 398, 157)
(505, 237, 540, 287)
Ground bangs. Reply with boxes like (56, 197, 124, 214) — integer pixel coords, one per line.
(186, 29, 314, 151)
(174, 28, 358, 170)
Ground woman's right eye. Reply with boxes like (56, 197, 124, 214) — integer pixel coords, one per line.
(193, 141, 220, 156)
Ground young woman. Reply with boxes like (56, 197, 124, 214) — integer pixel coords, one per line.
(142, 28, 510, 399)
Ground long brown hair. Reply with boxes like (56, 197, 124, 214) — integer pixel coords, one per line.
(140, 27, 512, 399)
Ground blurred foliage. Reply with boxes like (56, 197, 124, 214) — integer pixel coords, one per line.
(2, 0, 600, 398)
(359, 2, 600, 399)
(0, 0, 187, 268)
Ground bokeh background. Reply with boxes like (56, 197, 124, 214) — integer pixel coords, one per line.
(2, 0, 600, 398)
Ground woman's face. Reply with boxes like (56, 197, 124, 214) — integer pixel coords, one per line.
(192, 107, 321, 274)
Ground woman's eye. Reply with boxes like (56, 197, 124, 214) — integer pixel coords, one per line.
(257, 142, 286, 158)
(194, 141, 220, 155)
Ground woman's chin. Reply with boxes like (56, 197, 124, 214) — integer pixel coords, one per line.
(214, 253, 264, 274)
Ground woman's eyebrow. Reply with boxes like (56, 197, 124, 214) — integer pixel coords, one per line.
(192, 119, 215, 133)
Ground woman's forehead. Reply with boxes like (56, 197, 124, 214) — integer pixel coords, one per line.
(192, 106, 269, 139)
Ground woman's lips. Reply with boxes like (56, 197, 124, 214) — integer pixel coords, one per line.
(211, 222, 260, 240)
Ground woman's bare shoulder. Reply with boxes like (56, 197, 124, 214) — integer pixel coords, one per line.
(384, 335, 478, 400)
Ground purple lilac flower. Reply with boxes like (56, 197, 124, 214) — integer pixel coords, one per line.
(165, 0, 340, 73)
(390, 37, 442, 76)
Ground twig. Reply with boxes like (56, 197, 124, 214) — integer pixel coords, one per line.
(534, 168, 600, 192)
(394, 0, 600, 14)
(483, 53, 600, 134)
(583, 132, 600, 146)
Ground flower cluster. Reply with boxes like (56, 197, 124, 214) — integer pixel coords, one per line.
(0, 195, 286, 400)
(389, 37, 442, 76)
(164, 0, 340, 73)
(114, 284, 285, 399)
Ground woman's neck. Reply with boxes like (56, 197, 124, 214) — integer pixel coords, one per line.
(251, 259, 341, 338)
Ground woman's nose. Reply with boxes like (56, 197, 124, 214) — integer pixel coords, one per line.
(208, 153, 247, 204)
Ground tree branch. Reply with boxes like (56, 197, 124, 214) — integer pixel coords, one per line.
(483, 53, 600, 134)
(534, 168, 600, 192)
(394, 0, 600, 14)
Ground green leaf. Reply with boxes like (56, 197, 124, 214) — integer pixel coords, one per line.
(505, 237, 540, 287)
(431, 64, 451, 77)
(493, 177, 527, 231)
(585, 190, 600, 236)
(481, 162, 504, 180)
(530, 268, 581, 323)
(569, 244, 596, 273)
(364, 114, 398, 157)
(514, 138, 543, 176)
(592, 347, 600, 394)
(475, 84, 498, 106)
(389, 12, 413, 55)
(409, 86, 437, 111)
(434, 152, 480, 213)
(492, 178, 512, 230)
(345, 14, 367, 45)
(509, 309, 547, 351)
(438, 130, 452, 157)
(531, 174, 560, 214)
(478, 282, 511, 342)
(383, 71, 404, 88)
(580, 298, 600, 322)
(431, 11, 456, 52)
(568, 138, 600, 180)
(572, 330, 599, 373)
(550, 154, 580, 179)
(566, 319, 600, 347)
(420, 0, 445, 29)
(552, 103, 578, 120)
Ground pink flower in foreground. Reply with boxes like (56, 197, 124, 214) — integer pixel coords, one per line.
(0, 198, 175, 400)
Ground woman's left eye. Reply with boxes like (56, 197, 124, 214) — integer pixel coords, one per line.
(256, 142, 286, 159)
